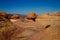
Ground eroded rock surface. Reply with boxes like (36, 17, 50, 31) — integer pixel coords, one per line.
(0, 12, 60, 40)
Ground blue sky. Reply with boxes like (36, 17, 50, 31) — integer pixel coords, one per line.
(0, 0, 60, 14)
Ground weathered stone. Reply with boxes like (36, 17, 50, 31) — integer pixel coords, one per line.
(27, 12, 37, 18)
(36, 13, 60, 26)
(0, 11, 7, 17)
(26, 12, 37, 21)
(28, 25, 60, 40)
(11, 14, 20, 19)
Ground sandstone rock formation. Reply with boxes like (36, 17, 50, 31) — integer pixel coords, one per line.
(26, 12, 37, 21)
(0, 17, 24, 40)
(28, 24, 60, 40)
(11, 14, 20, 19)
(0, 20, 15, 40)
(36, 13, 60, 26)
(0, 11, 7, 17)
(28, 12, 60, 40)
(49, 12, 60, 16)
(10, 14, 20, 22)
(0, 11, 60, 40)
(0, 11, 8, 21)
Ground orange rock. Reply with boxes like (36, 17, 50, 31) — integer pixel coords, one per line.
(26, 12, 37, 21)
(0, 11, 8, 21)
(0, 11, 7, 17)
(27, 12, 37, 19)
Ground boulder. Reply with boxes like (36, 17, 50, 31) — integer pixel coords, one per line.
(26, 12, 37, 21)
(27, 12, 37, 18)
(0, 11, 7, 17)
(0, 11, 8, 21)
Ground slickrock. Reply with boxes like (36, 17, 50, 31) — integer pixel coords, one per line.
(28, 24, 60, 40)
(28, 12, 60, 40)
(0, 12, 60, 40)
(10, 19, 44, 40)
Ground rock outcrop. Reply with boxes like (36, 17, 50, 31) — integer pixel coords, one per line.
(28, 24, 60, 40)
(0, 11, 7, 17)
(26, 12, 37, 21)
(0, 11, 60, 40)
(49, 12, 60, 16)
(0, 11, 8, 21)
(10, 14, 20, 22)
(36, 12, 60, 26)
(28, 12, 60, 40)
(11, 14, 20, 19)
